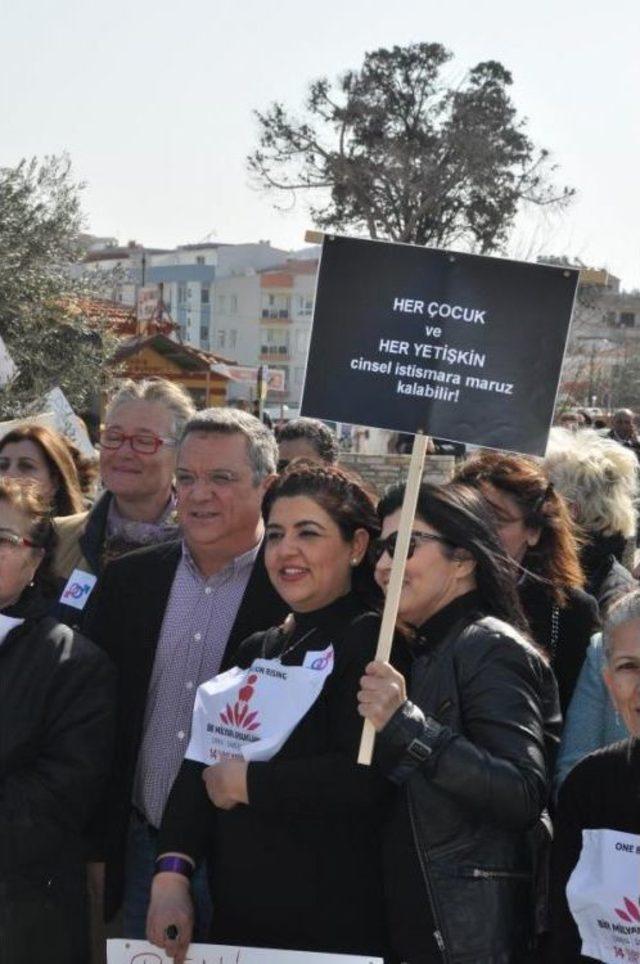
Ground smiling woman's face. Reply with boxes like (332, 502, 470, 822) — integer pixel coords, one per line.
(603, 618, 640, 737)
(264, 495, 368, 613)
(100, 400, 177, 503)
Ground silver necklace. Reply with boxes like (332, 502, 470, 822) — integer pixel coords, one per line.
(276, 626, 318, 663)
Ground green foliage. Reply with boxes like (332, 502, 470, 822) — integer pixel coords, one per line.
(0, 155, 115, 418)
(249, 43, 574, 252)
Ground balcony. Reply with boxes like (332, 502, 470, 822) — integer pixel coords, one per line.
(261, 309, 290, 321)
(260, 347, 290, 361)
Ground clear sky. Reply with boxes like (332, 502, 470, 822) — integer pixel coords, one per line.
(3, 0, 639, 287)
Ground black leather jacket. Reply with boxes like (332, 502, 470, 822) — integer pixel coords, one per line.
(378, 612, 561, 963)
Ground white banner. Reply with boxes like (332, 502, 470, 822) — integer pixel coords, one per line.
(567, 828, 640, 963)
(186, 648, 334, 766)
(41, 387, 95, 458)
(211, 364, 286, 392)
(107, 939, 382, 963)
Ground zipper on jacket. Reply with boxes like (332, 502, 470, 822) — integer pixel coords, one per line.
(407, 793, 448, 962)
(471, 868, 530, 880)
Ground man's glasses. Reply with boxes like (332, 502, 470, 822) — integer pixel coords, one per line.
(175, 469, 241, 488)
(372, 530, 452, 564)
(0, 529, 38, 552)
(99, 428, 177, 455)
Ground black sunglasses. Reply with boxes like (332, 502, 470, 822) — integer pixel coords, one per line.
(372, 530, 453, 564)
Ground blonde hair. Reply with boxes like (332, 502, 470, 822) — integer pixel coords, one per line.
(106, 378, 196, 439)
(543, 428, 638, 539)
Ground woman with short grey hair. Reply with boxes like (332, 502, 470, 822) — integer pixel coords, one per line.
(54, 378, 196, 595)
(551, 588, 640, 960)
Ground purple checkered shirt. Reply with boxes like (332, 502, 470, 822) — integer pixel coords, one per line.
(132, 539, 260, 827)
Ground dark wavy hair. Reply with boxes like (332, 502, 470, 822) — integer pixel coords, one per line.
(0, 477, 58, 595)
(377, 480, 528, 634)
(456, 449, 584, 606)
(263, 461, 381, 605)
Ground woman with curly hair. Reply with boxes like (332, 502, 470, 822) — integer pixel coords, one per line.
(457, 450, 599, 713)
(147, 462, 392, 961)
(543, 428, 637, 614)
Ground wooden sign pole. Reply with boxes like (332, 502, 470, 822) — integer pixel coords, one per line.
(358, 430, 428, 765)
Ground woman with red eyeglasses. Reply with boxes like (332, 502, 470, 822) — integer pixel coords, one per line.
(0, 478, 114, 964)
(357, 482, 560, 964)
(54, 378, 195, 587)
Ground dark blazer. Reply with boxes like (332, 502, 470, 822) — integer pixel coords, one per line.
(83, 538, 287, 920)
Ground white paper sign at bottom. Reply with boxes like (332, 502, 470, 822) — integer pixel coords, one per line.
(185, 649, 334, 766)
(107, 939, 382, 963)
(567, 828, 640, 963)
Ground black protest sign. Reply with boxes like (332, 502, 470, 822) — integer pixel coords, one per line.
(300, 236, 579, 456)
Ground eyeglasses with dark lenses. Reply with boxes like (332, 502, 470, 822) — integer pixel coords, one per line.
(99, 429, 177, 455)
(372, 530, 452, 564)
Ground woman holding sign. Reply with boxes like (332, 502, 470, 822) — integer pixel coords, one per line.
(550, 589, 640, 963)
(358, 482, 560, 964)
(147, 464, 392, 961)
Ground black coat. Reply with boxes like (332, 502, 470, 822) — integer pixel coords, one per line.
(518, 578, 599, 715)
(0, 589, 115, 963)
(376, 594, 561, 964)
(550, 738, 640, 962)
(83, 539, 287, 920)
(581, 533, 637, 615)
(158, 594, 392, 958)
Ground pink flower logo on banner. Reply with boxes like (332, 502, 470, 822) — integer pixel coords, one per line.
(614, 896, 640, 923)
(220, 674, 261, 731)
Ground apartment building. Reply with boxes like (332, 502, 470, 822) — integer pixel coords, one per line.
(213, 258, 318, 406)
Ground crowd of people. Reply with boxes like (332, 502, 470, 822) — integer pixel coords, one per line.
(2, 382, 640, 964)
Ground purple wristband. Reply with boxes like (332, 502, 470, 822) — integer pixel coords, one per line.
(154, 855, 194, 879)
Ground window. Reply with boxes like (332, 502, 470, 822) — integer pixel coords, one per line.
(229, 329, 237, 349)
(177, 282, 187, 304)
(201, 284, 210, 304)
(200, 326, 209, 342)
(196, 256, 205, 265)
(620, 312, 636, 328)
(218, 295, 226, 313)
(230, 294, 238, 314)
(218, 330, 226, 348)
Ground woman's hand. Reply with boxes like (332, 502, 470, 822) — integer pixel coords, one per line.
(146, 872, 194, 963)
(358, 660, 407, 731)
(203, 759, 249, 810)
